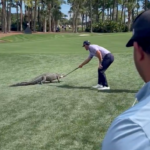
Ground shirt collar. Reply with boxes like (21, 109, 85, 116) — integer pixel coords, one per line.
(136, 81, 150, 102)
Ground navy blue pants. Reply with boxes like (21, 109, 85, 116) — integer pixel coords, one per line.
(98, 53, 114, 87)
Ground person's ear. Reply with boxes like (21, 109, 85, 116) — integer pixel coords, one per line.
(133, 42, 145, 61)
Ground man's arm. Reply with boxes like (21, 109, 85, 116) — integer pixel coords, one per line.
(79, 57, 92, 68)
(95, 50, 103, 69)
(95, 50, 103, 64)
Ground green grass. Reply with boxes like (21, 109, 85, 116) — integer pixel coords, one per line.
(0, 32, 143, 150)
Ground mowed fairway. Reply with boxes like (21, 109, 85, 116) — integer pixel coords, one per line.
(0, 33, 143, 150)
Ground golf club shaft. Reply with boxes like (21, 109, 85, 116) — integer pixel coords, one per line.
(64, 67, 78, 77)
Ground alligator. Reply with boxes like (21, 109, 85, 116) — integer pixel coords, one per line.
(9, 73, 64, 87)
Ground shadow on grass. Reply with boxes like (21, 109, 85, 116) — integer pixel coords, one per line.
(54, 84, 138, 93)
(51, 84, 95, 90)
(99, 89, 138, 93)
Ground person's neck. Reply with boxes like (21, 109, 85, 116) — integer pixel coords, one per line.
(141, 57, 150, 82)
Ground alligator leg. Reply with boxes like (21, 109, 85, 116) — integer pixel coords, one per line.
(57, 77, 60, 83)
(39, 76, 46, 85)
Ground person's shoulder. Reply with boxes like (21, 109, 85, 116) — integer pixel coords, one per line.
(90, 44, 102, 49)
(97, 45, 109, 50)
(102, 111, 150, 149)
(90, 44, 98, 46)
(110, 114, 137, 131)
(88, 44, 97, 50)
(89, 44, 97, 48)
(102, 97, 150, 150)
(102, 116, 148, 150)
(107, 101, 150, 140)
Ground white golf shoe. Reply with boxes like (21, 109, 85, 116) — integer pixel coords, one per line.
(98, 86, 110, 90)
(92, 84, 103, 89)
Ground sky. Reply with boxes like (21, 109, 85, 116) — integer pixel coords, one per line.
(61, 3, 71, 17)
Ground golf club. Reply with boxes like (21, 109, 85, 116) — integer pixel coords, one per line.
(63, 67, 79, 77)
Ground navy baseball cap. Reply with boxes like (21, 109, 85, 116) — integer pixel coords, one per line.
(126, 10, 150, 47)
(83, 41, 90, 47)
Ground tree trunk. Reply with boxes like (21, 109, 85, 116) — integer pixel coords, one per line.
(28, 7, 30, 27)
(3, 0, 7, 33)
(24, 6, 27, 22)
(31, 3, 33, 30)
(20, 0, 23, 31)
(120, 2, 124, 22)
(33, 0, 37, 32)
(116, 0, 118, 21)
(110, 8, 112, 20)
(81, 13, 84, 32)
(74, 12, 78, 33)
(7, 1, 9, 32)
(102, 8, 105, 21)
(112, 0, 116, 20)
(16, 5, 19, 31)
(51, 18, 55, 32)
(107, 8, 109, 19)
(124, 7, 126, 24)
(1, 0, 3, 32)
(128, 8, 132, 31)
(132, 8, 134, 23)
(90, 0, 92, 33)
(8, 3, 11, 32)
(72, 12, 75, 32)
(43, 17, 47, 32)
(96, 0, 99, 22)
(103, 0, 106, 21)
(48, 3, 51, 32)
(85, 13, 87, 28)
(37, 6, 41, 31)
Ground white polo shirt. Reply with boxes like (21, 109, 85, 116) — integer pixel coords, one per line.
(88, 45, 110, 59)
(102, 81, 150, 150)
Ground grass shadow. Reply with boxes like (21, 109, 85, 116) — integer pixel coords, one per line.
(98, 89, 138, 93)
(52, 84, 95, 90)
(54, 84, 138, 93)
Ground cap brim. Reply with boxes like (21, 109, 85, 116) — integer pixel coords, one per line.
(126, 37, 134, 47)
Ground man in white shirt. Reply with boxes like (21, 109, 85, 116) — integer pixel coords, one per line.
(102, 10, 150, 150)
(78, 41, 114, 90)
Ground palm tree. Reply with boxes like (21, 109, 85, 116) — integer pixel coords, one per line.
(120, 0, 126, 23)
(126, 0, 137, 31)
(7, 0, 13, 32)
(2, 0, 7, 33)
(136, 0, 140, 16)
(112, 0, 116, 20)
(33, 0, 38, 32)
(24, 0, 32, 28)
(47, 0, 52, 32)
(68, 0, 86, 33)
(89, 0, 92, 33)
(19, 0, 23, 31)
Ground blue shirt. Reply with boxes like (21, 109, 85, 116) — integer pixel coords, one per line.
(102, 81, 150, 150)
(88, 45, 110, 59)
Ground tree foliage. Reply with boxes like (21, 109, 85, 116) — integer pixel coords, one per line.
(0, 0, 149, 33)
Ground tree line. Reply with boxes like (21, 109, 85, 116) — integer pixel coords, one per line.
(0, 0, 150, 33)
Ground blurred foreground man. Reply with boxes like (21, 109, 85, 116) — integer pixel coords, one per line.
(102, 10, 150, 150)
